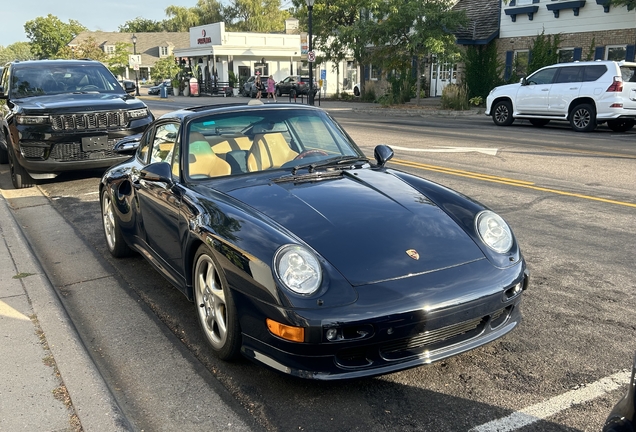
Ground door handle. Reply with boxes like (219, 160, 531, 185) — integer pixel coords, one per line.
(542, 89, 549, 91)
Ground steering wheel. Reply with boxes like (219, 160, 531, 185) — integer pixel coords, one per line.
(294, 149, 329, 160)
(79, 85, 100, 91)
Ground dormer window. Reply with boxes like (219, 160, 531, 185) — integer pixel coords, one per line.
(160, 46, 169, 57)
(104, 45, 115, 55)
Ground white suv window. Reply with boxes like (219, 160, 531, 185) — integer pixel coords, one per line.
(527, 68, 557, 85)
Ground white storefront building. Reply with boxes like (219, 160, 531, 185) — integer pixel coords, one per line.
(173, 21, 358, 97)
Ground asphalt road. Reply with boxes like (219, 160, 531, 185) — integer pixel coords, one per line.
(2, 98, 635, 431)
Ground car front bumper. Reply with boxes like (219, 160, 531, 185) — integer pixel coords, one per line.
(237, 260, 528, 380)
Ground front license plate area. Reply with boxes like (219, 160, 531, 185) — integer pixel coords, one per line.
(81, 136, 109, 152)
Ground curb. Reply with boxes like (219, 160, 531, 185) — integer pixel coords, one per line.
(0, 191, 131, 431)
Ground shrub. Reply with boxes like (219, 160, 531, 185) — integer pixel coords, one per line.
(441, 84, 470, 110)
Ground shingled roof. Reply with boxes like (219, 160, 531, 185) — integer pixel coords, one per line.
(69, 31, 190, 67)
(452, 0, 500, 45)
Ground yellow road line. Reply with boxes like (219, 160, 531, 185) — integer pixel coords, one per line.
(391, 158, 636, 208)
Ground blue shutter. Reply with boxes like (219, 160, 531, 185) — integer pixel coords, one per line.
(504, 51, 514, 81)
(364, 65, 370, 80)
(594, 46, 605, 60)
(573, 48, 582, 61)
(626, 45, 635, 61)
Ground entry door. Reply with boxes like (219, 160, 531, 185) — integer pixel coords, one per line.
(429, 61, 456, 97)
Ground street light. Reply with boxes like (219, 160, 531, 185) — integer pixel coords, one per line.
(306, 0, 315, 105)
(131, 33, 140, 96)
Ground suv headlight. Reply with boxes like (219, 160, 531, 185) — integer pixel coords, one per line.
(475, 210, 513, 253)
(128, 108, 149, 119)
(16, 115, 49, 125)
(274, 244, 322, 295)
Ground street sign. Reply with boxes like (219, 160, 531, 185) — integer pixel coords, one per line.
(308, 51, 316, 63)
(133, 64, 139, 71)
(128, 54, 141, 68)
(320, 69, 326, 80)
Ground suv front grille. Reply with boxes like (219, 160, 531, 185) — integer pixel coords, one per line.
(50, 142, 119, 161)
(51, 112, 129, 131)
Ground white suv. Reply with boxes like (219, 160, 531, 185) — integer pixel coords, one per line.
(486, 60, 636, 132)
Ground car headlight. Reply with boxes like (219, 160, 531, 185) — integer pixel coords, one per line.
(128, 108, 149, 119)
(16, 115, 49, 125)
(274, 244, 322, 295)
(475, 210, 513, 253)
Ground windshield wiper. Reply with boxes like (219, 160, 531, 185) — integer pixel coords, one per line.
(291, 156, 368, 175)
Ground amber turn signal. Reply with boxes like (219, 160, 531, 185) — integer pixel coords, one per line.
(266, 318, 305, 343)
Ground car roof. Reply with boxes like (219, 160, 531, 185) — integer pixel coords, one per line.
(10, 59, 104, 69)
(159, 102, 324, 122)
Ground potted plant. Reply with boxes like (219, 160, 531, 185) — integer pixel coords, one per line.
(228, 71, 238, 96)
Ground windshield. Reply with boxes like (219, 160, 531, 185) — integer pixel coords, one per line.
(184, 108, 364, 180)
(10, 63, 125, 98)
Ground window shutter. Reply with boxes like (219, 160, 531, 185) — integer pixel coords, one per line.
(573, 48, 582, 61)
(626, 45, 635, 61)
(594, 46, 605, 60)
(364, 65, 370, 80)
(504, 51, 514, 81)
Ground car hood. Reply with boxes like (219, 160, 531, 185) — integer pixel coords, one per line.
(15, 93, 141, 113)
(491, 83, 520, 95)
(226, 169, 485, 286)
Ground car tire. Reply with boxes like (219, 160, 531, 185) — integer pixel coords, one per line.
(101, 187, 133, 258)
(569, 103, 597, 132)
(529, 119, 551, 127)
(8, 146, 34, 189)
(276, 88, 282, 97)
(492, 100, 515, 126)
(354, 86, 360, 97)
(0, 132, 8, 164)
(193, 245, 241, 361)
(607, 119, 635, 132)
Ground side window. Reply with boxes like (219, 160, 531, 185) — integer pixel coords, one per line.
(584, 65, 608, 82)
(136, 131, 152, 164)
(527, 68, 557, 85)
(554, 67, 583, 84)
(150, 123, 179, 164)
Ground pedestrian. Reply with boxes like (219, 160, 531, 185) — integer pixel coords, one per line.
(255, 75, 262, 99)
(267, 75, 276, 102)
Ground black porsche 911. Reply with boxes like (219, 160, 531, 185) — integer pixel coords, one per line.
(100, 101, 529, 380)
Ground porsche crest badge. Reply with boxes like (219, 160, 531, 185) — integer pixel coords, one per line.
(406, 249, 420, 260)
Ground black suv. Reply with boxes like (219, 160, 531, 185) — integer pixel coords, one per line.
(0, 59, 153, 188)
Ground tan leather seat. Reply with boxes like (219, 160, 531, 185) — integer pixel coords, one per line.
(188, 132, 231, 178)
(247, 133, 298, 172)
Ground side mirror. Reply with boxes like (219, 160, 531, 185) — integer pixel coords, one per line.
(520, 77, 528, 86)
(140, 161, 172, 184)
(113, 134, 142, 154)
(374, 144, 394, 167)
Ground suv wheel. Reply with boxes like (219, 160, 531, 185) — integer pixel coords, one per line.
(570, 103, 597, 132)
(492, 100, 514, 126)
(8, 147, 35, 189)
(529, 119, 551, 127)
(0, 132, 8, 164)
(276, 88, 282, 97)
(607, 119, 635, 132)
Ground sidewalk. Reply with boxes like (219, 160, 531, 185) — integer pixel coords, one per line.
(0, 190, 129, 431)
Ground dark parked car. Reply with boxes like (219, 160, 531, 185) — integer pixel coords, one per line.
(241, 75, 257, 97)
(276, 75, 318, 97)
(0, 59, 153, 188)
(603, 352, 635, 432)
(147, 79, 173, 96)
(100, 101, 528, 380)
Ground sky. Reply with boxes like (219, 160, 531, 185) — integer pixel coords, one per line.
(1, 0, 199, 48)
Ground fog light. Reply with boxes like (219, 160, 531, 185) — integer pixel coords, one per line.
(266, 318, 305, 343)
(326, 328, 338, 341)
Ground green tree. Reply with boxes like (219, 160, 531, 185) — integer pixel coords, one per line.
(224, 0, 289, 32)
(195, 0, 225, 24)
(527, 30, 560, 75)
(152, 55, 181, 82)
(119, 17, 166, 33)
(0, 42, 35, 64)
(164, 6, 202, 32)
(463, 41, 503, 100)
(609, 0, 636, 9)
(24, 14, 87, 59)
(106, 42, 133, 78)
(56, 36, 106, 61)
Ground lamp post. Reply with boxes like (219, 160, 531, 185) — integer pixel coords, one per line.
(306, 0, 315, 105)
(131, 34, 140, 96)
